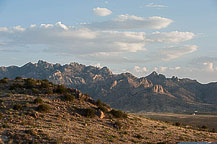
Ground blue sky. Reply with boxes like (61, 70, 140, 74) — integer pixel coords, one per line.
(0, 0, 217, 83)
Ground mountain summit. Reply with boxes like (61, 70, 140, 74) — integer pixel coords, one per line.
(0, 61, 217, 113)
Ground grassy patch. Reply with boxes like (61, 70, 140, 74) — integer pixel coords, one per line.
(37, 104, 51, 113)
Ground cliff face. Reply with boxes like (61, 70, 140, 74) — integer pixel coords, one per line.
(0, 60, 217, 113)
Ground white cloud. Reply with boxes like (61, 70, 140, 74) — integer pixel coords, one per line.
(134, 66, 147, 73)
(170, 67, 181, 70)
(0, 24, 147, 55)
(0, 20, 197, 64)
(93, 7, 112, 16)
(13, 26, 26, 31)
(85, 15, 173, 30)
(145, 3, 168, 8)
(203, 62, 214, 72)
(0, 27, 8, 32)
(147, 31, 195, 43)
(158, 45, 198, 61)
(159, 66, 168, 72)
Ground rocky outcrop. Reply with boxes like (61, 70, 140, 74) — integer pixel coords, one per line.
(152, 85, 164, 93)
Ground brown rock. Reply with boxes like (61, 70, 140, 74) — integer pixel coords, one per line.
(96, 110, 105, 119)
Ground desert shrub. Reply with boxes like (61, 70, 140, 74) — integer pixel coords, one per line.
(0, 112, 3, 119)
(40, 80, 50, 89)
(45, 89, 53, 94)
(54, 85, 68, 94)
(37, 104, 51, 113)
(15, 76, 22, 80)
(210, 128, 216, 133)
(32, 88, 40, 94)
(63, 93, 75, 102)
(13, 104, 23, 110)
(174, 122, 181, 126)
(96, 99, 102, 106)
(110, 109, 127, 118)
(2, 123, 10, 128)
(134, 134, 143, 139)
(82, 108, 96, 118)
(113, 121, 123, 129)
(33, 97, 43, 104)
(96, 99, 108, 112)
(201, 125, 207, 129)
(10, 83, 23, 90)
(0, 78, 8, 84)
(25, 78, 37, 88)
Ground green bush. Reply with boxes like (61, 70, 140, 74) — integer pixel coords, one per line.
(37, 104, 50, 112)
(33, 97, 43, 104)
(40, 81, 50, 89)
(13, 104, 23, 110)
(55, 85, 68, 94)
(0, 79, 8, 84)
(25, 78, 37, 88)
(15, 76, 23, 80)
(174, 122, 181, 126)
(96, 99, 108, 112)
(201, 125, 207, 129)
(63, 93, 75, 102)
(110, 109, 127, 118)
(0, 112, 3, 119)
(45, 89, 53, 94)
(113, 121, 123, 129)
(210, 128, 216, 133)
(32, 88, 40, 94)
(82, 108, 96, 118)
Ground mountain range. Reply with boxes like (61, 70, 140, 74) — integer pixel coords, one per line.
(1, 60, 217, 113)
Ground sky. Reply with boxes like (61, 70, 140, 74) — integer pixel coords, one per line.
(0, 0, 217, 83)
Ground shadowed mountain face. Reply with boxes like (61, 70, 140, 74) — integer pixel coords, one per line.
(0, 60, 217, 113)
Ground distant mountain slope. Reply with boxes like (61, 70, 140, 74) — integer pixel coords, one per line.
(0, 60, 217, 113)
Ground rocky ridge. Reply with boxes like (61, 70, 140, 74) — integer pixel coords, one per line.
(0, 60, 217, 113)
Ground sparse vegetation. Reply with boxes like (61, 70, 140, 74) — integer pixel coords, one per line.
(13, 104, 23, 110)
(0, 112, 3, 119)
(37, 104, 51, 112)
(174, 122, 181, 126)
(0, 78, 8, 83)
(0, 98, 3, 103)
(82, 108, 96, 118)
(15, 76, 23, 80)
(25, 78, 37, 88)
(201, 125, 207, 129)
(63, 93, 75, 102)
(40, 80, 50, 88)
(55, 84, 68, 94)
(96, 99, 108, 112)
(33, 97, 43, 104)
(110, 109, 127, 118)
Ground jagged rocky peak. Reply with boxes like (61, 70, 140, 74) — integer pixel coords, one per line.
(36, 60, 53, 68)
(146, 71, 166, 81)
(99, 66, 112, 75)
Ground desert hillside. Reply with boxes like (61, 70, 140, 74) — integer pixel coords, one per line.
(0, 78, 217, 143)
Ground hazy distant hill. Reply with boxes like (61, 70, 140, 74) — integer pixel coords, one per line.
(0, 60, 217, 113)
